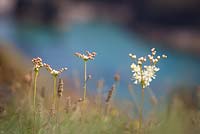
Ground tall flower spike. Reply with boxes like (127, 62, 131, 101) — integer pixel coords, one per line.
(57, 78, 64, 98)
(106, 85, 115, 103)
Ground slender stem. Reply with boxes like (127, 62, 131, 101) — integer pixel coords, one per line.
(33, 70, 38, 134)
(139, 64, 144, 133)
(139, 87, 145, 133)
(33, 71, 39, 112)
(53, 76, 57, 134)
(83, 61, 87, 101)
(53, 76, 57, 109)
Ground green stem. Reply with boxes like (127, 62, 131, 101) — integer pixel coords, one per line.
(83, 61, 87, 101)
(52, 76, 58, 134)
(53, 76, 57, 109)
(139, 64, 144, 133)
(33, 70, 39, 134)
(33, 71, 39, 112)
(139, 87, 145, 133)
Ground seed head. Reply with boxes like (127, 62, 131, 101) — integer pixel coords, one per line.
(114, 73, 120, 82)
(106, 85, 115, 103)
(57, 78, 64, 98)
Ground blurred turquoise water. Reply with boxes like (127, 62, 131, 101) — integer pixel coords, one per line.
(0, 20, 200, 102)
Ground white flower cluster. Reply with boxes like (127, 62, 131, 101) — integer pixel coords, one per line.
(75, 51, 96, 61)
(44, 63, 67, 76)
(129, 48, 167, 88)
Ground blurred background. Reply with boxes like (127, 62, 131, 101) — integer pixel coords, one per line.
(0, 0, 200, 105)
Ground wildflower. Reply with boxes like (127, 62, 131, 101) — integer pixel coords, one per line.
(162, 54, 167, 59)
(43, 63, 67, 76)
(142, 65, 160, 88)
(131, 63, 140, 72)
(31, 57, 43, 134)
(74, 51, 96, 61)
(129, 48, 166, 88)
(129, 48, 167, 132)
(129, 53, 136, 59)
(32, 57, 43, 71)
(43, 63, 67, 112)
(74, 50, 96, 101)
(151, 48, 155, 52)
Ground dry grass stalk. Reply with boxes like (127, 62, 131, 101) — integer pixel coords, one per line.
(105, 85, 116, 115)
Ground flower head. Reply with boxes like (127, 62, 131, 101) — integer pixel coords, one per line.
(44, 63, 67, 76)
(129, 53, 137, 59)
(32, 57, 43, 71)
(75, 51, 96, 61)
(130, 48, 166, 88)
(162, 54, 167, 59)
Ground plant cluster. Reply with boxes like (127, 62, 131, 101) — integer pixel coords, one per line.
(4, 49, 167, 134)
(129, 48, 167, 132)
